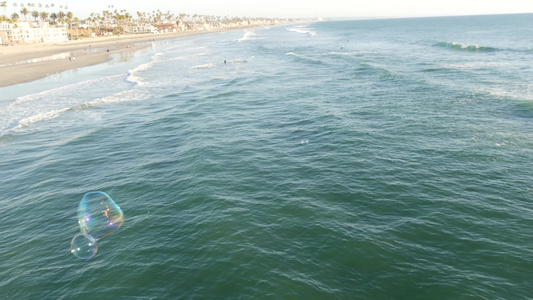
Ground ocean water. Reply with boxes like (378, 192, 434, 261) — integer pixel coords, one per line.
(1, 13, 533, 299)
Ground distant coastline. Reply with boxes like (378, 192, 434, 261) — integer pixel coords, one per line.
(0, 21, 308, 87)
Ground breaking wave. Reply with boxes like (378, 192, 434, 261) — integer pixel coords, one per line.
(190, 63, 215, 69)
(237, 30, 256, 42)
(286, 27, 317, 36)
(434, 41, 498, 52)
(8, 88, 150, 133)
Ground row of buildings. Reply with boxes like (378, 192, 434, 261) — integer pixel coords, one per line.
(85, 18, 288, 35)
(0, 21, 68, 45)
(0, 17, 293, 45)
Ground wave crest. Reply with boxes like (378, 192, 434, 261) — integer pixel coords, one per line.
(237, 30, 256, 42)
(434, 41, 498, 52)
(286, 27, 317, 37)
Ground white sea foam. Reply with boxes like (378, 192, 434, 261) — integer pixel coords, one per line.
(165, 55, 188, 61)
(473, 82, 533, 101)
(435, 41, 497, 51)
(127, 63, 153, 86)
(190, 63, 215, 69)
(329, 51, 377, 56)
(14, 107, 74, 129)
(237, 30, 256, 42)
(286, 27, 317, 36)
(444, 62, 508, 69)
(0, 74, 134, 136)
(2, 75, 122, 110)
(126, 54, 161, 86)
(8, 88, 150, 133)
(88, 89, 151, 106)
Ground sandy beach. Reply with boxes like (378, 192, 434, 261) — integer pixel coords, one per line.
(0, 29, 230, 87)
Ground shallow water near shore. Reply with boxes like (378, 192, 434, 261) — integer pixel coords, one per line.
(1, 14, 533, 299)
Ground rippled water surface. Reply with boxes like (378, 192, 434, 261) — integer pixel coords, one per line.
(1, 14, 533, 299)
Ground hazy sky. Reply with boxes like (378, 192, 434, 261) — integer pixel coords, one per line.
(7, 0, 533, 19)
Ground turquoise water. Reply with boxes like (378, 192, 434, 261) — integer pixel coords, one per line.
(1, 14, 533, 299)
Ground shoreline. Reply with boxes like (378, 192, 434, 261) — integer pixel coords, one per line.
(0, 28, 254, 87)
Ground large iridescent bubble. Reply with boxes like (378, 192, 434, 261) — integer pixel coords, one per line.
(77, 191, 125, 240)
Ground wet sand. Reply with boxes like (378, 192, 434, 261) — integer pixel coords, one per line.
(0, 29, 230, 87)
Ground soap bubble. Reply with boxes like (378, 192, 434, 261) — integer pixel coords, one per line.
(77, 191, 124, 240)
(71, 191, 124, 260)
(70, 234, 98, 260)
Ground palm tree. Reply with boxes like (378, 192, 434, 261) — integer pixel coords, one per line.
(0, 2, 7, 17)
(31, 10, 38, 21)
(66, 11, 73, 38)
(95, 14, 101, 35)
(11, 12, 19, 21)
(73, 16, 79, 39)
(49, 12, 57, 23)
(20, 7, 28, 20)
(39, 11, 47, 22)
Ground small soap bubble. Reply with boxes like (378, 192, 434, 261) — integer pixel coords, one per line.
(70, 234, 98, 260)
(78, 191, 124, 240)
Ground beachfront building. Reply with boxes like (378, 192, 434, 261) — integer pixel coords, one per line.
(178, 21, 214, 32)
(130, 24, 157, 34)
(153, 23, 178, 33)
(0, 22, 7, 45)
(0, 21, 68, 45)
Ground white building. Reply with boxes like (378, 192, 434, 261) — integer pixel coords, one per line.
(130, 24, 157, 34)
(0, 21, 68, 45)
